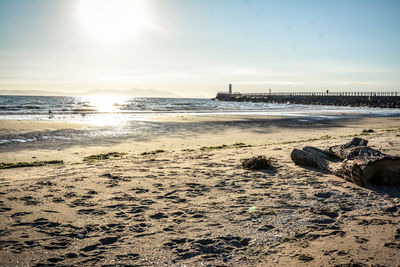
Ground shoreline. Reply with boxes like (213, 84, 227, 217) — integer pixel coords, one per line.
(1, 114, 400, 163)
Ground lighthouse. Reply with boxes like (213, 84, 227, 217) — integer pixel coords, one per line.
(229, 84, 232, 94)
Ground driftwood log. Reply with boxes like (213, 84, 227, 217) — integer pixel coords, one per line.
(291, 138, 400, 186)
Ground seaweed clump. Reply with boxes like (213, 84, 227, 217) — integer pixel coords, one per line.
(83, 152, 126, 162)
(0, 160, 64, 169)
(241, 156, 273, 170)
(200, 143, 252, 151)
(141, 150, 165, 156)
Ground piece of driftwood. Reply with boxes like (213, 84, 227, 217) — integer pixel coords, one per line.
(291, 138, 400, 186)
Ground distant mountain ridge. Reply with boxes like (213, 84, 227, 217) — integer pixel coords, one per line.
(0, 88, 180, 97)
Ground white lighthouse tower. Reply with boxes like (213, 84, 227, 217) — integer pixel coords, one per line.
(229, 84, 232, 94)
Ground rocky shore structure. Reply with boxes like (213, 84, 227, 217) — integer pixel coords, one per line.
(215, 91, 400, 108)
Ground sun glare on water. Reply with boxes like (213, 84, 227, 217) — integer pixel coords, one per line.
(84, 95, 126, 113)
(77, 95, 130, 127)
(78, 0, 150, 41)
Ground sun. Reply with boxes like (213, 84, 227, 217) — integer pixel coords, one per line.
(78, 0, 150, 41)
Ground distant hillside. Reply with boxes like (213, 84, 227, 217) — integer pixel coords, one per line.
(81, 88, 179, 97)
(0, 88, 180, 98)
(0, 90, 69, 96)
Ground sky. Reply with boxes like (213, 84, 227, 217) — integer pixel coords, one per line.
(0, 0, 399, 97)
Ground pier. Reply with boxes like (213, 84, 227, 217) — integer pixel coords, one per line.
(215, 91, 400, 108)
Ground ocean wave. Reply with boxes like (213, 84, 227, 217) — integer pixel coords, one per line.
(1, 95, 400, 118)
(0, 105, 42, 110)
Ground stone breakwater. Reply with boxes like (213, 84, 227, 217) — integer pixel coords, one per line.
(215, 93, 400, 108)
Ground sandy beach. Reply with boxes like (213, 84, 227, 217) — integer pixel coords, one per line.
(1, 115, 400, 266)
(2, 0, 399, 265)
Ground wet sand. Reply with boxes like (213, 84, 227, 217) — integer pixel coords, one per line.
(0, 115, 400, 266)
(0, 120, 88, 134)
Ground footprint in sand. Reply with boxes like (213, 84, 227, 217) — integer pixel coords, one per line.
(69, 198, 96, 208)
(99, 236, 119, 245)
(129, 187, 149, 194)
(10, 212, 32, 222)
(165, 235, 251, 261)
(77, 208, 106, 216)
(131, 222, 148, 233)
(115, 253, 140, 261)
(149, 212, 168, 219)
(20, 196, 40, 206)
(43, 239, 70, 250)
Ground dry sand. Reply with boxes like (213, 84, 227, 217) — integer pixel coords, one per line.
(0, 115, 400, 266)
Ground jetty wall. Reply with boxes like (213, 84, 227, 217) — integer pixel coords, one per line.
(215, 92, 400, 109)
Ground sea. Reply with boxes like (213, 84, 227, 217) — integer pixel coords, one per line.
(1, 95, 400, 148)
